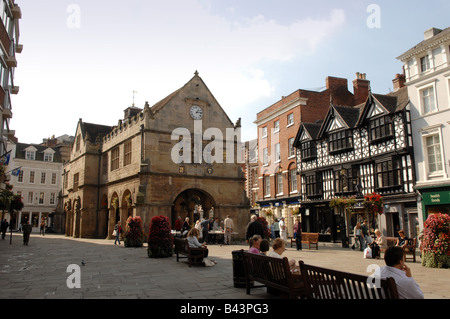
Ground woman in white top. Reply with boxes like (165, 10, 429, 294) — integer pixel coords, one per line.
(268, 238, 296, 269)
(195, 220, 203, 240)
(186, 228, 209, 258)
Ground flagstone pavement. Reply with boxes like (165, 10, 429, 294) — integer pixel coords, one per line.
(0, 233, 448, 299)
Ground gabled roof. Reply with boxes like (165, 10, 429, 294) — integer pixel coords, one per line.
(78, 120, 113, 143)
(317, 104, 361, 138)
(356, 86, 409, 126)
(148, 71, 234, 126)
(293, 121, 322, 146)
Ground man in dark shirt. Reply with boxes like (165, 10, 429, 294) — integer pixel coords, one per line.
(200, 218, 210, 243)
(22, 221, 32, 245)
(245, 215, 265, 242)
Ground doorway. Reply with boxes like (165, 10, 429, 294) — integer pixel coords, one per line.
(172, 189, 215, 228)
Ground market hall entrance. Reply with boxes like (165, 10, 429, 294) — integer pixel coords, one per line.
(172, 189, 216, 228)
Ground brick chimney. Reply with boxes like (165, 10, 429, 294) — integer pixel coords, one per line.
(393, 73, 406, 91)
(326, 76, 348, 90)
(353, 72, 370, 105)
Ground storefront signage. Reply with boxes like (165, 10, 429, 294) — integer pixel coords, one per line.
(422, 191, 450, 206)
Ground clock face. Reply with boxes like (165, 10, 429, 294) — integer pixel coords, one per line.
(190, 105, 203, 120)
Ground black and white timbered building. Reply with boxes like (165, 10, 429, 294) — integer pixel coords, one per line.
(294, 86, 417, 243)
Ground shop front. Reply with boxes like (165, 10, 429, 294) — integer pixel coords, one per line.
(418, 185, 450, 221)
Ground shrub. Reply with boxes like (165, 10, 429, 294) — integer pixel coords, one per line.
(147, 216, 173, 258)
(124, 216, 145, 248)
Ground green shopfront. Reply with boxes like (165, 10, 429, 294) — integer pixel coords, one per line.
(417, 185, 450, 221)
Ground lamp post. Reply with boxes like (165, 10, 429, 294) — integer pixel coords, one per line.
(340, 167, 349, 248)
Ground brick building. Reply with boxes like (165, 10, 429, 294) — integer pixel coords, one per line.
(254, 74, 370, 237)
(62, 72, 250, 239)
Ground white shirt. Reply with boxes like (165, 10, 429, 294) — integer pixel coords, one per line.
(379, 266, 424, 299)
(268, 251, 282, 259)
(187, 236, 203, 248)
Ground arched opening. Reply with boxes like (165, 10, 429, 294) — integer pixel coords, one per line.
(172, 189, 215, 229)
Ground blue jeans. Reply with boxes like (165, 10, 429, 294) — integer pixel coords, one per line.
(115, 232, 120, 245)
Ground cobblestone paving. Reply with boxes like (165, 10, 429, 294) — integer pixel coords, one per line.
(0, 233, 448, 299)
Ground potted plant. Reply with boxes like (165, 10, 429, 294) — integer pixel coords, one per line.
(421, 213, 450, 268)
(124, 216, 145, 247)
(147, 216, 173, 258)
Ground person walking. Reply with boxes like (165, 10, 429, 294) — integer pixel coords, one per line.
(352, 222, 364, 251)
(279, 217, 287, 242)
(223, 215, 234, 245)
(361, 219, 372, 249)
(22, 220, 32, 245)
(245, 215, 265, 242)
(273, 218, 280, 238)
(114, 222, 122, 245)
(1, 219, 9, 240)
(40, 218, 46, 236)
(294, 218, 302, 250)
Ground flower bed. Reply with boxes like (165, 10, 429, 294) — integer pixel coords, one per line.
(124, 216, 145, 248)
(422, 213, 450, 269)
(147, 216, 173, 258)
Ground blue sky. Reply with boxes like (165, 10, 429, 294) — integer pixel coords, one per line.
(11, 0, 450, 144)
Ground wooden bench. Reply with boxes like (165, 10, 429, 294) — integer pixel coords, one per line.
(242, 251, 306, 299)
(173, 237, 208, 267)
(380, 237, 417, 262)
(290, 232, 319, 250)
(299, 261, 399, 299)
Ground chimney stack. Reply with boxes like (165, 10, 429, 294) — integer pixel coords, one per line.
(393, 73, 406, 91)
(353, 72, 370, 105)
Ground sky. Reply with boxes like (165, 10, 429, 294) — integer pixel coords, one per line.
(11, 0, 450, 144)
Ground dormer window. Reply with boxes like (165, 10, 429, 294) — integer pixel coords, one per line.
(44, 152, 54, 162)
(328, 130, 353, 154)
(369, 115, 393, 143)
(26, 150, 35, 160)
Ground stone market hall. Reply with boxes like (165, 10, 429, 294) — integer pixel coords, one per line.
(61, 72, 250, 239)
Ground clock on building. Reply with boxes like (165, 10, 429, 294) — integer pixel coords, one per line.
(189, 105, 203, 120)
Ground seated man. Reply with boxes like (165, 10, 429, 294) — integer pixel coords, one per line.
(379, 246, 424, 299)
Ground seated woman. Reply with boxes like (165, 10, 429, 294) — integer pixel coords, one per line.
(395, 230, 409, 249)
(259, 239, 270, 256)
(371, 229, 387, 259)
(186, 228, 209, 259)
(268, 238, 296, 270)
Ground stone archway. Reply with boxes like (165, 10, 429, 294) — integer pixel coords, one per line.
(172, 189, 216, 228)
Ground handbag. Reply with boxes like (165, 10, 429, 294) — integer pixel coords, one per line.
(112, 229, 117, 236)
(203, 258, 215, 267)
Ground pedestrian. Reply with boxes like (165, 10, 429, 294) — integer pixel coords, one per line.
(200, 218, 210, 244)
(1, 219, 9, 240)
(223, 215, 234, 245)
(361, 219, 372, 249)
(352, 222, 364, 251)
(294, 218, 302, 250)
(114, 221, 122, 245)
(40, 217, 46, 236)
(245, 215, 265, 242)
(273, 218, 280, 238)
(279, 217, 287, 242)
(379, 246, 424, 299)
(22, 220, 32, 245)
(18, 222, 22, 233)
(174, 216, 182, 232)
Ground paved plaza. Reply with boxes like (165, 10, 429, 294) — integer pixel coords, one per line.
(0, 233, 449, 300)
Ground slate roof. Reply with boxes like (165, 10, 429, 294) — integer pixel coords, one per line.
(80, 121, 113, 143)
(14, 143, 63, 163)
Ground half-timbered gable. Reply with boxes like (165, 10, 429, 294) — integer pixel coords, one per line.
(294, 85, 416, 239)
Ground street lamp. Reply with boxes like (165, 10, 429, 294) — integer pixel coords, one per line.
(340, 167, 349, 248)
